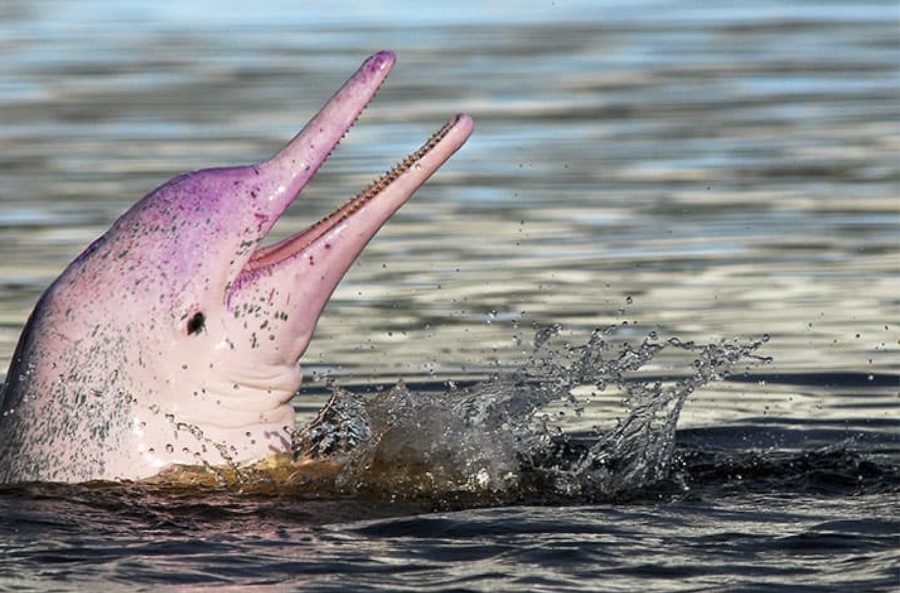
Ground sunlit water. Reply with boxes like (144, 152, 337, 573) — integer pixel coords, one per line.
(1, 1, 898, 591)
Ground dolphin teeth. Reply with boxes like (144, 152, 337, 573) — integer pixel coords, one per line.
(240, 116, 459, 276)
(350, 117, 456, 207)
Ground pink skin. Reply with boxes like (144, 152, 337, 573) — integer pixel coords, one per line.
(0, 51, 474, 483)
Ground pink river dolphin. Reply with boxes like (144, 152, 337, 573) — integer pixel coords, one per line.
(0, 51, 473, 483)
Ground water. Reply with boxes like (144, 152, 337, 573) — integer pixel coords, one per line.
(1, 0, 898, 591)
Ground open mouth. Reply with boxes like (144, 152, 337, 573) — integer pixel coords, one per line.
(242, 114, 467, 275)
(225, 50, 473, 314)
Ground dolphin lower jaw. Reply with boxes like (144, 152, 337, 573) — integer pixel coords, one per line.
(239, 115, 465, 277)
(226, 113, 475, 369)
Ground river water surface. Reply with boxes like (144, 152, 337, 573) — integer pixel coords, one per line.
(0, 1, 898, 592)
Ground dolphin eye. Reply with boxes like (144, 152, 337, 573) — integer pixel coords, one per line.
(186, 312, 206, 335)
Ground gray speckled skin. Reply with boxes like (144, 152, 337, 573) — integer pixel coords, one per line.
(0, 51, 473, 483)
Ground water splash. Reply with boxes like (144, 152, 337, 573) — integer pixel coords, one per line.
(291, 326, 771, 502)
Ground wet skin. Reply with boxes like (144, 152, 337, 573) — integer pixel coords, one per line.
(0, 51, 473, 483)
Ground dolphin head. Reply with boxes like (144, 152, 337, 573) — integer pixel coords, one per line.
(0, 51, 473, 483)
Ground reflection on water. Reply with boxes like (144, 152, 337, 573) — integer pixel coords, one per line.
(0, 0, 898, 591)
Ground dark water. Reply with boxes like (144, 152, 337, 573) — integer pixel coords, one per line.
(1, 0, 898, 591)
